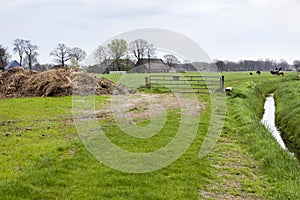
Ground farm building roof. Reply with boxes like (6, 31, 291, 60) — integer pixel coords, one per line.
(4, 60, 22, 70)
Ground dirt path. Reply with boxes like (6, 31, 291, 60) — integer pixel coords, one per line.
(199, 130, 268, 199)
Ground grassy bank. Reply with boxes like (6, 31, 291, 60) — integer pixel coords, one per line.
(223, 72, 300, 199)
(275, 77, 300, 157)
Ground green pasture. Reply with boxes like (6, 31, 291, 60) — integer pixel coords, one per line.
(0, 71, 299, 199)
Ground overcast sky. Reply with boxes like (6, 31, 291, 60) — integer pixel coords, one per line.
(1, 0, 300, 64)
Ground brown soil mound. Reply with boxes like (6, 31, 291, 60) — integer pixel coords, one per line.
(0, 67, 131, 98)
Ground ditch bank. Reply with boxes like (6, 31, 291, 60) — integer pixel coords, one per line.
(274, 79, 300, 160)
(226, 75, 300, 199)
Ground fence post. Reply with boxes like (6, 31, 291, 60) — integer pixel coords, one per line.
(221, 76, 225, 92)
(145, 77, 150, 89)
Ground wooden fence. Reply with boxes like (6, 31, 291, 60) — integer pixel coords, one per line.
(145, 75, 224, 94)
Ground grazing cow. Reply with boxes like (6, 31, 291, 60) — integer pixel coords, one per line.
(270, 68, 284, 76)
(225, 87, 233, 92)
(256, 71, 261, 75)
(250, 72, 253, 75)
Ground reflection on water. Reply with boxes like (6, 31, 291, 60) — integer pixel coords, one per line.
(261, 94, 288, 150)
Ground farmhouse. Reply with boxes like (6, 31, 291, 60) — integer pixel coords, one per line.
(4, 60, 22, 70)
(88, 59, 134, 74)
(172, 63, 197, 72)
(87, 65, 105, 74)
(130, 58, 169, 73)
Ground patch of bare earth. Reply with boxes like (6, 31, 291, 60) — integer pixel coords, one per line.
(199, 134, 267, 200)
(96, 93, 205, 121)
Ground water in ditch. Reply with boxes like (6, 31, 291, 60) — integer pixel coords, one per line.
(261, 94, 288, 150)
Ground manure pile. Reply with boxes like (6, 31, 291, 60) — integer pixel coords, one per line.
(0, 67, 130, 98)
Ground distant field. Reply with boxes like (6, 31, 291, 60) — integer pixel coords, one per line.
(98, 70, 296, 83)
(0, 71, 299, 199)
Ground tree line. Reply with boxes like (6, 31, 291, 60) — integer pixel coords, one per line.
(1, 38, 300, 72)
(0, 38, 158, 71)
(0, 39, 87, 70)
(93, 38, 182, 71)
(215, 59, 299, 72)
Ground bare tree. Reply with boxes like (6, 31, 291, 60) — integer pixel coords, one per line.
(163, 54, 180, 67)
(50, 44, 72, 67)
(23, 40, 39, 70)
(278, 59, 289, 71)
(107, 39, 128, 70)
(13, 39, 26, 66)
(294, 60, 300, 72)
(145, 43, 155, 59)
(215, 60, 226, 73)
(129, 39, 155, 61)
(94, 45, 110, 64)
(71, 47, 86, 61)
(0, 45, 10, 70)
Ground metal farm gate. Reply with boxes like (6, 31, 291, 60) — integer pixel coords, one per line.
(145, 75, 224, 94)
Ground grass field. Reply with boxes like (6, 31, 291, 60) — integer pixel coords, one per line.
(0, 71, 300, 199)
